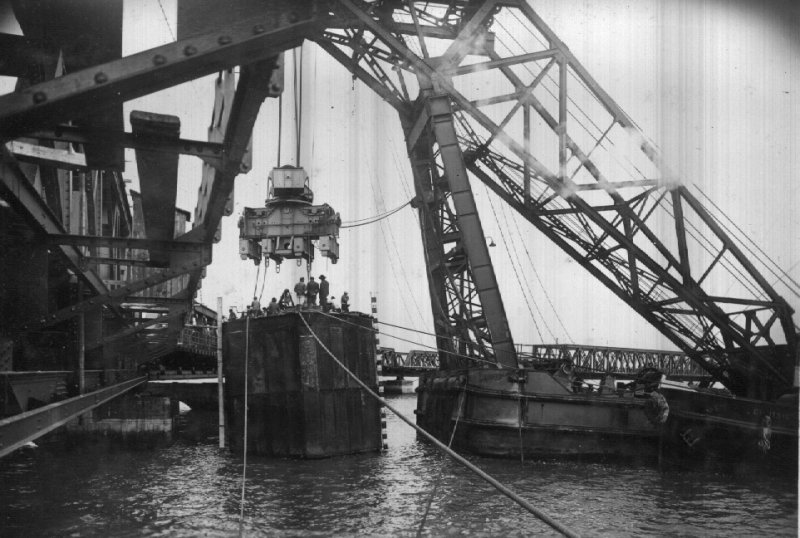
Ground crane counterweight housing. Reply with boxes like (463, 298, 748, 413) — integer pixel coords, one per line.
(239, 166, 341, 266)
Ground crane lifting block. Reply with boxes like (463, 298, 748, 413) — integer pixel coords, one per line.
(238, 165, 340, 266)
(269, 166, 309, 198)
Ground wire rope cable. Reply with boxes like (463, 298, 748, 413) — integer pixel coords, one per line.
(277, 93, 283, 165)
(258, 263, 268, 303)
(340, 200, 411, 227)
(252, 263, 261, 300)
(690, 183, 800, 298)
(315, 311, 509, 369)
(416, 383, 466, 537)
(483, 185, 549, 341)
(294, 45, 304, 166)
(297, 313, 578, 538)
(504, 190, 575, 343)
(363, 149, 427, 327)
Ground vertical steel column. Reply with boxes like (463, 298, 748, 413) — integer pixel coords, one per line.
(77, 282, 85, 395)
(217, 296, 225, 448)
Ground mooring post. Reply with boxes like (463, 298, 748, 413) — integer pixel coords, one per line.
(217, 296, 225, 448)
(372, 294, 388, 450)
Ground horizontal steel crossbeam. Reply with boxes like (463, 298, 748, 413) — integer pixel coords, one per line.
(26, 127, 225, 170)
(0, 12, 322, 139)
(48, 234, 207, 253)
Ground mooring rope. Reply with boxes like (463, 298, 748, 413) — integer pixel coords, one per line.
(238, 315, 250, 536)
(297, 313, 579, 538)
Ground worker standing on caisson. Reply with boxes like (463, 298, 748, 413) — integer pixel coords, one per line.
(306, 276, 320, 307)
(250, 296, 261, 317)
(341, 291, 350, 313)
(279, 289, 293, 310)
(319, 275, 330, 311)
(294, 277, 307, 308)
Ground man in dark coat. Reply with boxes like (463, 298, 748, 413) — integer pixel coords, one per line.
(319, 275, 330, 311)
(306, 276, 320, 306)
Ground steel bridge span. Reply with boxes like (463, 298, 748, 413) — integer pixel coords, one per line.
(379, 344, 709, 381)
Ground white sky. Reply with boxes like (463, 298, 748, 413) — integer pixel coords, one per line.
(9, 0, 797, 353)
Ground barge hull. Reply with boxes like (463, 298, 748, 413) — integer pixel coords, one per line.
(416, 368, 660, 461)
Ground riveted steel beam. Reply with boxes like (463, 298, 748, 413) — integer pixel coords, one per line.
(0, 12, 322, 140)
(82, 256, 159, 269)
(47, 234, 207, 253)
(121, 296, 190, 306)
(189, 58, 280, 242)
(6, 140, 90, 171)
(25, 126, 224, 170)
(0, 376, 146, 459)
(131, 111, 181, 267)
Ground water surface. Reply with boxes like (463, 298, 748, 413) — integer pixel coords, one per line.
(1, 395, 796, 536)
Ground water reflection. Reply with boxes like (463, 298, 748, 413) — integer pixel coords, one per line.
(0, 395, 796, 537)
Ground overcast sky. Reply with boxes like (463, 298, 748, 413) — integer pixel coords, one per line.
(8, 0, 796, 353)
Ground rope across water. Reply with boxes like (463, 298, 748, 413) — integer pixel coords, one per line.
(297, 312, 579, 538)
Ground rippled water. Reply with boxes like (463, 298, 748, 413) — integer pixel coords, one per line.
(1, 395, 796, 537)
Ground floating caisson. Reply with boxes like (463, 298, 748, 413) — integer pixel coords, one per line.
(223, 311, 382, 458)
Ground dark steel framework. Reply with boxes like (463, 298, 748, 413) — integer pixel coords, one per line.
(0, 0, 794, 415)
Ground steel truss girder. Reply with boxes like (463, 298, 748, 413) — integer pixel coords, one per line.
(86, 311, 186, 351)
(333, 0, 795, 398)
(523, 343, 707, 377)
(425, 95, 517, 368)
(18, 246, 211, 332)
(0, 147, 112, 298)
(315, 37, 406, 111)
(0, 376, 146, 459)
(402, 96, 516, 369)
(0, 12, 323, 140)
(184, 57, 281, 301)
(464, 155, 777, 394)
(189, 58, 280, 243)
(404, 125, 459, 366)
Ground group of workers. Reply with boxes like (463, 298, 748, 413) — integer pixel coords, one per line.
(292, 275, 350, 312)
(226, 274, 350, 321)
